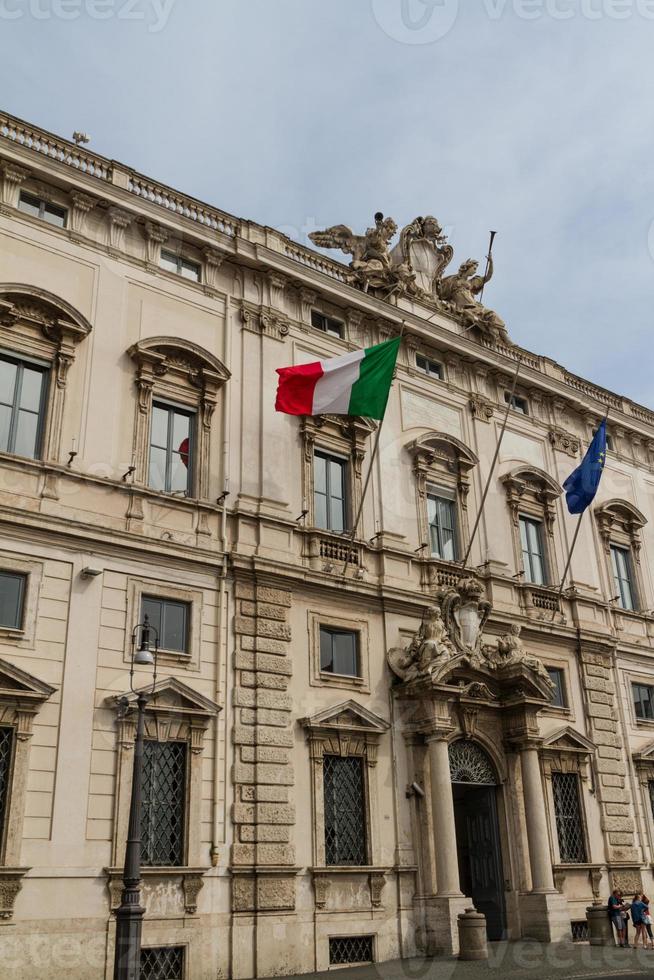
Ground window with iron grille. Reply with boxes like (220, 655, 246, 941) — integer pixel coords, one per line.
(149, 402, 194, 495)
(18, 191, 67, 228)
(141, 595, 190, 654)
(520, 516, 547, 585)
(648, 781, 654, 824)
(329, 936, 374, 965)
(0, 571, 26, 630)
(320, 627, 359, 677)
(571, 921, 589, 942)
(0, 727, 14, 851)
(547, 668, 567, 708)
(552, 772, 587, 863)
(323, 755, 367, 866)
(0, 353, 49, 460)
(633, 683, 654, 721)
(314, 451, 347, 532)
(140, 945, 185, 980)
(141, 741, 187, 866)
(311, 310, 344, 338)
(611, 545, 637, 611)
(427, 490, 458, 561)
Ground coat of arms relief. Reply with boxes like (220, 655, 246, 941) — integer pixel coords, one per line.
(309, 212, 511, 346)
(387, 575, 552, 691)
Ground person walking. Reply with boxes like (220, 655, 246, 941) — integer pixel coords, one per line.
(631, 893, 647, 948)
(641, 895, 654, 949)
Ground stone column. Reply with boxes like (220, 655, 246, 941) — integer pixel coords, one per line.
(520, 745, 555, 893)
(426, 734, 462, 896)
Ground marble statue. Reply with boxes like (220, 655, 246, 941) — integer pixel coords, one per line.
(490, 624, 552, 683)
(439, 256, 510, 345)
(310, 212, 415, 295)
(387, 605, 453, 682)
(391, 215, 454, 296)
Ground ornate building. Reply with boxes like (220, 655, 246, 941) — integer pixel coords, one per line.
(0, 110, 654, 979)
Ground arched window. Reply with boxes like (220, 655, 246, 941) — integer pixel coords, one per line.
(0, 283, 92, 462)
(595, 499, 647, 611)
(128, 337, 230, 501)
(501, 465, 563, 589)
(406, 432, 478, 567)
(448, 739, 497, 785)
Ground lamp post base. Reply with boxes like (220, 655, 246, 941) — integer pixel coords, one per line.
(114, 897, 146, 980)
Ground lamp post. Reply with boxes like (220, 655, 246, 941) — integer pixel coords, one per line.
(113, 615, 159, 980)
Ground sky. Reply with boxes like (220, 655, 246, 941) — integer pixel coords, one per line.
(1, 0, 652, 407)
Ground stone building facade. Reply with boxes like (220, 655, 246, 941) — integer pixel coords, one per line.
(0, 110, 654, 979)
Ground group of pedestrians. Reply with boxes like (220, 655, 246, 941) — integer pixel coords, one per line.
(609, 890, 654, 948)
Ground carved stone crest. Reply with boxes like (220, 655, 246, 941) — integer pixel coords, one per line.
(439, 576, 491, 665)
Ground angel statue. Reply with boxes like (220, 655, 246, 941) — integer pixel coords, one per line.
(391, 215, 454, 297)
(310, 212, 416, 297)
(439, 255, 511, 346)
(491, 624, 552, 684)
(387, 605, 453, 682)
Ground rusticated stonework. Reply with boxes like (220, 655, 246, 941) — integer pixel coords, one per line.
(231, 579, 296, 911)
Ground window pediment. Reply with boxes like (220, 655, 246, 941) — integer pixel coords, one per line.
(0, 656, 56, 707)
(300, 699, 389, 736)
(542, 726, 596, 755)
(128, 336, 230, 390)
(407, 431, 478, 475)
(501, 465, 563, 501)
(0, 283, 92, 344)
(542, 726, 595, 779)
(108, 676, 221, 721)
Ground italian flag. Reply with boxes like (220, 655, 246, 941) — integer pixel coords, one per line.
(275, 336, 401, 420)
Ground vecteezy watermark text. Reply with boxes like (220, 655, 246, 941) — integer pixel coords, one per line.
(372, 0, 654, 44)
(0, 0, 176, 32)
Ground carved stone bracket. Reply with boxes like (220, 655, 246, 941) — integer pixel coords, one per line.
(144, 220, 168, 266)
(469, 394, 494, 422)
(182, 873, 204, 914)
(0, 868, 30, 921)
(69, 191, 97, 237)
(203, 247, 225, 291)
(313, 875, 331, 909)
(0, 160, 30, 209)
(369, 872, 386, 908)
(107, 207, 133, 253)
(549, 427, 581, 458)
(240, 301, 289, 341)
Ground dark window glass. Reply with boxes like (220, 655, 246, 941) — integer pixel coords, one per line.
(611, 545, 636, 611)
(141, 740, 186, 867)
(552, 772, 587, 863)
(633, 683, 654, 720)
(0, 572, 26, 630)
(323, 755, 367, 866)
(311, 310, 344, 338)
(547, 668, 566, 708)
(149, 402, 193, 495)
(648, 781, 654, 825)
(0, 727, 14, 848)
(416, 354, 443, 379)
(314, 451, 346, 532)
(505, 392, 528, 415)
(159, 249, 201, 283)
(0, 354, 47, 459)
(18, 192, 67, 228)
(594, 428, 613, 452)
(320, 627, 359, 677)
(141, 596, 189, 654)
(427, 493, 457, 561)
(520, 517, 547, 585)
(140, 946, 185, 980)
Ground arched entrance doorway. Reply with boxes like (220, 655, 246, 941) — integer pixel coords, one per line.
(449, 739, 507, 941)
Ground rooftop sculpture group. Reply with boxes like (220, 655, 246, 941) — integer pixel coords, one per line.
(309, 212, 510, 346)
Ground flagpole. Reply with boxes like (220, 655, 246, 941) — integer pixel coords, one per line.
(460, 356, 522, 570)
(340, 324, 405, 576)
(479, 231, 497, 305)
(551, 512, 584, 621)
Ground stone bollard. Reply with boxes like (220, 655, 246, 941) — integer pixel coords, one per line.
(458, 907, 488, 960)
(586, 903, 615, 946)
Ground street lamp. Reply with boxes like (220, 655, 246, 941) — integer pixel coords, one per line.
(113, 615, 159, 980)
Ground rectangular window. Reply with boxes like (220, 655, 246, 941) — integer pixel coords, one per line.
(505, 392, 528, 415)
(519, 516, 547, 585)
(323, 754, 367, 866)
(594, 428, 613, 452)
(141, 740, 187, 867)
(159, 248, 201, 283)
(0, 727, 14, 851)
(611, 545, 637, 611)
(633, 683, 654, 720)
(140, 946, 185, 980)
(416, 354, 443, 379)
(18, 191, 67, 228)
(547, 667, 567, 708)
(0, 353, 48, 460)
(552, 771, 587, 863)
(329, 936, 374, 965)
(0, 571, 26, 630)
(149, 402, 194, 495)
(427, 491, 457, 561)
(314, 451, 347, 532)
(141, 596, 189, 654)
(320, 627, 359, 677)
(311, 310, 344, 338)
(648, 781, 654, 824)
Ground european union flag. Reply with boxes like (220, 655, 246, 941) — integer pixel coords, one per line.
(563, 419, 607, 515)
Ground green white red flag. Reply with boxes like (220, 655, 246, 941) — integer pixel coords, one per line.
(275, 336, 400, 420)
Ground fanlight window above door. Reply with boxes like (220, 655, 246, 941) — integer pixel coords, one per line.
(449, 739, 497, 785)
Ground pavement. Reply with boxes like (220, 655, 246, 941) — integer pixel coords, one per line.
(283, 942, 654, 980)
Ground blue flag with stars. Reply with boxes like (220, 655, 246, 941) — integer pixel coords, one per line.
(563, 419, 607, 515)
